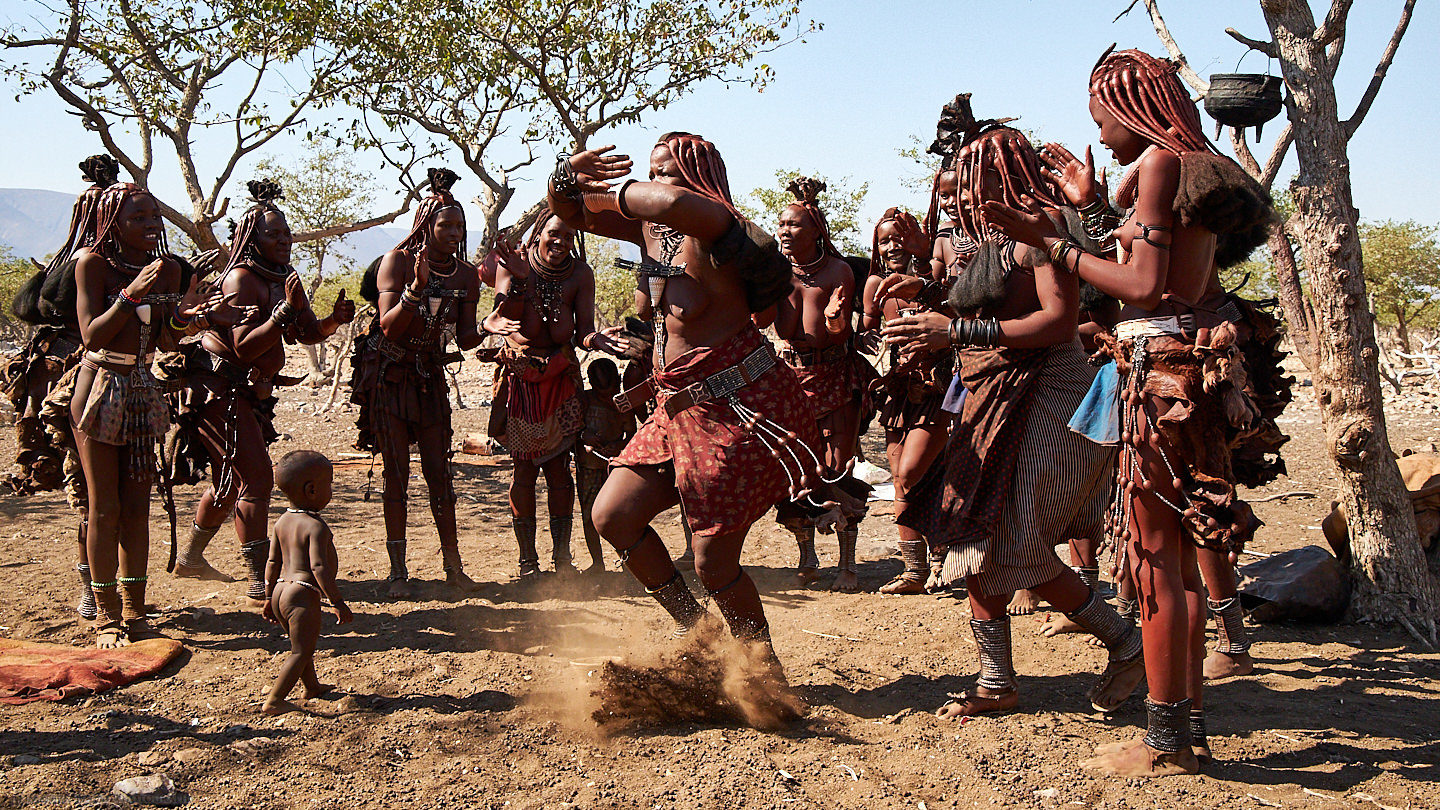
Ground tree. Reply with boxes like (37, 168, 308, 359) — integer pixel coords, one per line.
(1361, 220, 1440, 357)
(253, 143, 384, 377)
(1, 0, 416, 255)
(253, 144, 380, 290)
(0, 245, 33, 341)
(741, 170, 870, 256)
(1128, 0, 1438, 640)
(587, 237, 637, 329)
(333, 0, 812, 247)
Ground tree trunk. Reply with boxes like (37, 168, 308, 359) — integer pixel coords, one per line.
(1263, 0, 1439, 640)
(1393, 307, 1412, 359)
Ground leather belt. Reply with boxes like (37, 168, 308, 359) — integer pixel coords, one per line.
(780, 342, 848, 368)
(660, 344, 776, 419)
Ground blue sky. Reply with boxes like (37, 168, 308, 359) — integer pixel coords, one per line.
(2, 0, 1436, 238)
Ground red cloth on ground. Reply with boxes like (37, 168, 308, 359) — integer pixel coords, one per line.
(614, 326, 817, 538)
(0, 637, 184, 705)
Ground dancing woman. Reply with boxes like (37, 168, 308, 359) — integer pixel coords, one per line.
(881, 124, 1144, 729)
(983, 49, 1279, 775)
(353, 169, 485, 593)
(861, 207, 951, 595)
(546, 133, 812, 676)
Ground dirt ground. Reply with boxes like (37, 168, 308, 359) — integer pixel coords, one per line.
(2, 356, 1438, 810)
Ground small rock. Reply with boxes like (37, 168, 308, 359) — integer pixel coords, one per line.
(1034, 788, 1059, 800)
(10, 754, 40, 765)
(137, 751, 170, 767)
(335, 696, 361, 714)
(226, 736, 280, 758)
(113, 774, 186, 806)
(171, 748, 208, 765)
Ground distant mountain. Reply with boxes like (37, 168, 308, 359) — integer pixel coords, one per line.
(0, 187, 477, 272)
(0, 188, 78, 260)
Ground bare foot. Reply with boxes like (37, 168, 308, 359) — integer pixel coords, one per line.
(173, 560, 237, 583)
(878, 573, 926, 595)
(1087, 654, 1147, 713)
(303, 683, 336, 700)
(829, 570, 859, 593)
(1083, 740, 1199, 776)
(261, 699, 303, 716)
(1203, 650, 1253, 681)
(794, 566, 822, 586)
(1038, 612, 1084, 637)
(936, 687, 1019, 719)
(584, 561, 606, 575)
(924, 565, 946, 593)
(1007, 590, 1039, 615)
(96, 622, 130, 650)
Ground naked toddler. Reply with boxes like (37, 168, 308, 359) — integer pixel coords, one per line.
(261, 450, 352, 715)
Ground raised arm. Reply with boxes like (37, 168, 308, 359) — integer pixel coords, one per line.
(547, 148, 645, 245)
(376, 250, 423, 339)
(983, 149, 1178, 310)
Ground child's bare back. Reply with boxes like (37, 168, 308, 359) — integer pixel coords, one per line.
(261, 450, 351, 715)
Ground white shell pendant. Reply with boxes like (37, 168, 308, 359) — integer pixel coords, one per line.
(427, 296, 442, 315)
(136, 303, 152, 324)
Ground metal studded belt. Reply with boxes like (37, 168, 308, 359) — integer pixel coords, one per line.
(661, 344, 776, 419)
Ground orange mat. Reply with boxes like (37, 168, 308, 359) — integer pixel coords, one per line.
(0, 637, 184, 705)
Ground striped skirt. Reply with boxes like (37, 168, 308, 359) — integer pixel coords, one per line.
(941, 341, 1116, 595)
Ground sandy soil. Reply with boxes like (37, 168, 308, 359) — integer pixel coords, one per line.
(1, 356, 1438, 810)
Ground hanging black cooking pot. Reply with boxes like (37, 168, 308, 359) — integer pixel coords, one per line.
(1205, 73, 1283, 141)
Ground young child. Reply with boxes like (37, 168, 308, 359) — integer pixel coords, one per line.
(261, 450, 352, 715)
(576, 358, 635, 573)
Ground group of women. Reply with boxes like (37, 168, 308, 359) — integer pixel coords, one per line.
(2, 47, 1289, 778)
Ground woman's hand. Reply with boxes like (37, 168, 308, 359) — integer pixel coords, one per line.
(487, 239, 529, 280)
(824, 285, 848, 321)
(589, 324, 632, 357)
(482, 310, 521, 336)
(124, 259, 164, 300)
(283, 271, 309, 311)
(409, 252, 429, 293)
(873, 273, 925, 305)
(329, 289, 355, 325)
(979, 195, 1061, 249)
(1038, 143, 1107, 208)
(893, 210, 931, 257)
(568, 145, 633, 192)
(880, 311, 952, 354)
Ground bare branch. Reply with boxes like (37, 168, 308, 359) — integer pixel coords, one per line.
(1122, 0, 1208, 94)
(1261, 123, 1294, 188)
(1224, 27, 1277, 58)
(292, 199, 418, 243)
(1345, 0, 1416, 139)
(1315, 0, 1354, 46)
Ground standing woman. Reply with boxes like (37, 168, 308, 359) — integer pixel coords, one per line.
(484, 208, 628, 577)
(64, 183, 214, 646)
(3, 156, 118, 621)
(353, 169, 485, 594)
(171, 181, 355, 602)
(860, 207, 951, 595)
(984, 48, 1276, 776)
